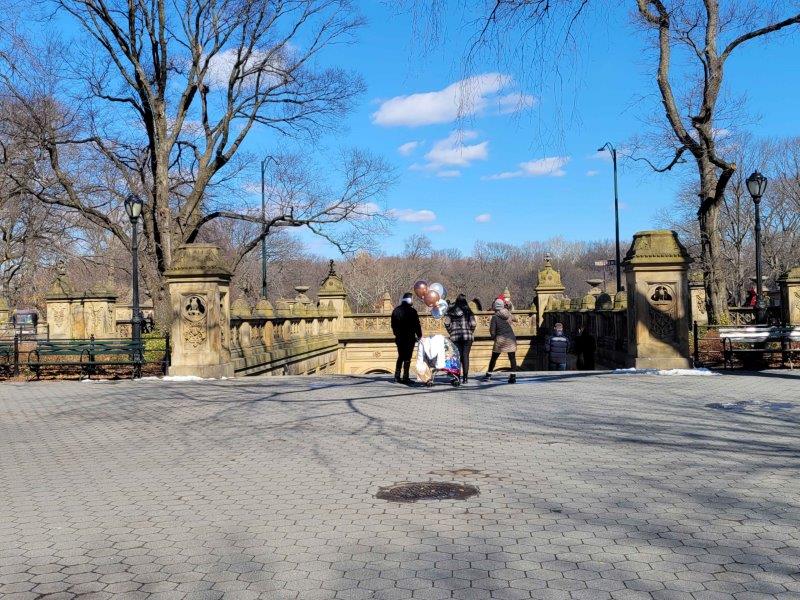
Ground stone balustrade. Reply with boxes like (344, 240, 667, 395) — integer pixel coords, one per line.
(541, 290, 629, 368)
(228, 297, 340, 376)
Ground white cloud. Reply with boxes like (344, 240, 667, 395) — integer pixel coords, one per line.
(591, 149, 612, 161)
(205, 47, 284, 90)
(371, 73, 534, 127)
(424, 224, 445, 233)
(484, 156, 570, 180)
(390, 209, 437, 223)
(586, 170, 600, 177)
(520, 156, 570, 176)
(436, 170, 461, 178)
(358, 202, 380, 215)
(496, 92, 537, 114)
(425, 130, 488, 168)
(475, 213, 491, 223)
(398, 141, 421, 156)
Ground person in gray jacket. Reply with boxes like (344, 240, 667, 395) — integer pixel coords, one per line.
(545, 322, 570, 371)
(482, 299, 518, 384)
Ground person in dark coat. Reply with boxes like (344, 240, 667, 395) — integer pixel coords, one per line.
(574, 325, 596, 370)
(444, 294, 477, 383)
(545, 322, 570, 371)
(483, 299, 518, 384)
(391, 293, 422, 384)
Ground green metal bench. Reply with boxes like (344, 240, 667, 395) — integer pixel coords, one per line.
(28, 338, 144, 379)
(0, 341, 15, 375)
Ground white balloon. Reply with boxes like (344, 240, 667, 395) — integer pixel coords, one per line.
(430, 282, 446, 299)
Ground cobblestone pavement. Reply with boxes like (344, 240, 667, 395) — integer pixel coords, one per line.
(2, 371, 800, 600)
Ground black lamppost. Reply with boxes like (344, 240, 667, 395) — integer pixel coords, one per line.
(124, 194, 144, 356)
(598, 142, 622, 292)
(260, 156, 276, 299)
(746, 171, 768, 323)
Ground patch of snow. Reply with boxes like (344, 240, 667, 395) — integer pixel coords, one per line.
(614, 368, 718, 376)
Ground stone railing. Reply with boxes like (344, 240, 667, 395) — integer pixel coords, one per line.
(339, 309, 540, 375)
(229, 299, 340, 376)
(227, 301, 541, 376)
(542, 291, 628, 368)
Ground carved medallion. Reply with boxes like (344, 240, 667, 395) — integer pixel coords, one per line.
(183, 295, 207, 321)
(648, 283, 677, 342)
(182, 295, 208, 349)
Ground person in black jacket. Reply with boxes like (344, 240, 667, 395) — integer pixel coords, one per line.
(574, 325, 596, 370)
(545, 322, 570, 371)
(391, 293, 422, 384)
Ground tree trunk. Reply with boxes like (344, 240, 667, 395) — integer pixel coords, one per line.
(698, 173, 730, 324)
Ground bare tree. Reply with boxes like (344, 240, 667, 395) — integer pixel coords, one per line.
(0, 0, 392, 317)
(408, 0, 800, 323)
(659, 135, 800, 305)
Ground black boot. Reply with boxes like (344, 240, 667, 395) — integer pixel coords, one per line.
(508, 373, 517, 384)
(394, 370, 402, 383)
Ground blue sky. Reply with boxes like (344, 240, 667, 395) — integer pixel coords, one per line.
(259, 1, 800, 257)
(45, 1, 800, 257)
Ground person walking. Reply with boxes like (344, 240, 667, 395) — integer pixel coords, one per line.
(391, 292, 422, 384)
(483, 298, 518, 383)
(545, 322, 570, 371)
(574, 325, 596, 370)
(444, 294, 477, 383)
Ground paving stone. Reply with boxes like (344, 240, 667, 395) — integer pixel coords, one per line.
(1, 373, 798, 600)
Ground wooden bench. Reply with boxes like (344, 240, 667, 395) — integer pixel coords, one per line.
(719, 326, 800, 369)
(28, 338, 144, 379)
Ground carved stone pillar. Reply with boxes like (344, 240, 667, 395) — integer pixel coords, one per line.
(688, 270, 708, 326)
(778, 267, 800, 326)
(317, 260, 351, 331)
(534, 253, 565, 326)
(164, 244, 233, 378)
(624, 230, 693, 369)
(0, 296, 9, 326)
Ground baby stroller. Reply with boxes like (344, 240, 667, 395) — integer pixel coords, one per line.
(416, 334, 462, 387)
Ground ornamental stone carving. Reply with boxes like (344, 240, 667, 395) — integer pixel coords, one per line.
(164, 245, 233, 378)
(624, 230, 692, 369)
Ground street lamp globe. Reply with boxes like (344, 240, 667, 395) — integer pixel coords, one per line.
(125, 194, 144, 221)
(746, 171, 767, 200)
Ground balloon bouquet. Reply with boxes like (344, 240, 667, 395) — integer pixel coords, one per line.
(413, 280, 448, 318)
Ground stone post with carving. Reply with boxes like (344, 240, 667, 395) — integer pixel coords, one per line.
(534, 253, 565, 326)
(317, 260, 351, 331)
(164, 245, 233, 378)
(778, 267, 800, 326)
(623, 230, 693, 369)
(688, 270, 708, 326)
(44, 262, 117, 340)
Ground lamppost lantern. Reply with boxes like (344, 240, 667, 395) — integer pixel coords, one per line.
(746, 170, 767, 201)
(124, 193, 144, 221)
(745, 170, 769, 324)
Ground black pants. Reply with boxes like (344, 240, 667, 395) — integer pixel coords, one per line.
(395, 339, 415, 379)
(487, 351, 517, 373)
(454, 340, 473, 377)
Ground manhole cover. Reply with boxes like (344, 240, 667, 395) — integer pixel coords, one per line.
(375, 482, 479, 503)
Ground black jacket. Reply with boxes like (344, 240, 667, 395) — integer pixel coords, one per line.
(391, 303, 422, 343)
